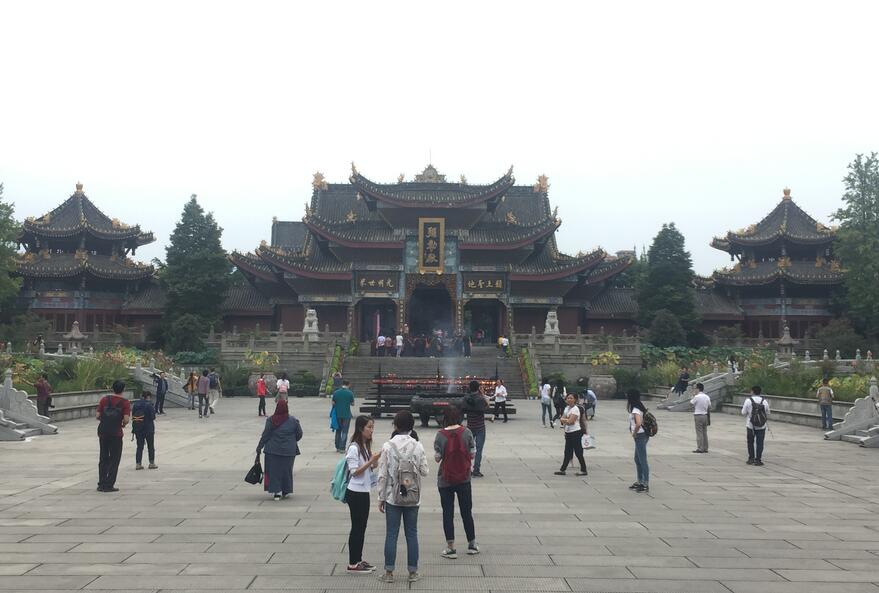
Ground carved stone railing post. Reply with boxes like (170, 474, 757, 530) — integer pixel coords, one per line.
(823, 349, 829, 360)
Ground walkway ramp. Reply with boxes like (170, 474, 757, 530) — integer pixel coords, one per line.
(0, 370, 58, 441)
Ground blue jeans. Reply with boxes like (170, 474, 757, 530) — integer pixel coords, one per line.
(820, 404, 833, 429)
(472, 428, 485, 473)
(541, 402, 552, 425)
(383, 503, 419, 572)
(634, 433, 649, 485)
(335, 417, 351, 451)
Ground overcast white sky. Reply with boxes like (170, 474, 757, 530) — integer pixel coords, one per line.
(2, 1, 877, 274)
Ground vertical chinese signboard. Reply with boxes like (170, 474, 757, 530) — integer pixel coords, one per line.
(418, 217, 445, 274)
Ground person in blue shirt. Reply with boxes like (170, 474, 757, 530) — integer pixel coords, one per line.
(131, 391, 157, 470)
(332, 380, 355, 453)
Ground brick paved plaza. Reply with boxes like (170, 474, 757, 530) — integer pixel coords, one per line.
(2, 396, 879, 593)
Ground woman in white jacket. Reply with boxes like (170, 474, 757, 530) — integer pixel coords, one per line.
(376, 410, 429, 584)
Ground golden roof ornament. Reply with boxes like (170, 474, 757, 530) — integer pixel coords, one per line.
(552, 206, 559, 221)
(351, 162, 358, 176)
(459, 174, 467, 185)
(783, 187, 792, 200)
(414, 164, 446, 183)
(815, 255, 825, 268)
(777, 256, 791, 269)
(346, 209, 357, 223)
(75, 181, 84, 194)
(397, 174, 405, 184)
(312, 171, 328, 191)
(260, 240, 267, 247)
(505, 211, 518, 225)
(748, 259, 757, 268)
(303, 202, 313, 218)
(533, 174, 550, 194)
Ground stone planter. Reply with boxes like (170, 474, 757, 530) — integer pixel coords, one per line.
(588, 375, 617, 400)
(248, 372, 277, 396)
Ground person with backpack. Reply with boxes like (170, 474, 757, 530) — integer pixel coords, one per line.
(376, 410, 429, 584)
(206, 368, 221, 415)
(196, 369, 210, 419)
(550, 380, 567, 428)
(461, 380, 488, 477)
(276, 372, 290, 402)
(255, 400, 302, 500)
(344, 415, 381, 573)
(332, 380, 355, 453)
(626, 389, 650, 493)
(131, 390, 158, 470)
(96, 379, 131, 492)
(434, 406, 479, 560)
(742, 385, 770, 466)
(554, 392, 588, 477)
(153, 372, 168, 415)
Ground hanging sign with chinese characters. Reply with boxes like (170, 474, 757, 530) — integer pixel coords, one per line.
(462, 272, 505, 293)
(355, 271, 398, 294)
(418, 217, 445, 274)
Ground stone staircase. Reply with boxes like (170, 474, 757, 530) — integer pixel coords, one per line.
(657, 370, 738, 412)
(825, 383, 879, 447)
(0, 369, 59, 441)
(342, 345, 525, 398)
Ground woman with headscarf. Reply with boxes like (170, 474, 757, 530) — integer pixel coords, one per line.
(256, 400, 303, 501)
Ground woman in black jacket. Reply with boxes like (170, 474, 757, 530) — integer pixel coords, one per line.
(256, 400, 303, 500)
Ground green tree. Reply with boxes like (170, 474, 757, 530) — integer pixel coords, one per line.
(833, 152, 879, 341)
(809, 318, 869, 358)
(0, 183, 22, 314)
(637, 223, 698, 332)
(162, 195, 231, 347)
(648, 309, 687, 347)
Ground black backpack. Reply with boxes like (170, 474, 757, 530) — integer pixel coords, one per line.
(98, 396, 123, 435)
(749, 397, 767, 428)
(641, 409, 659, 437)
(208, 373, 219, 389)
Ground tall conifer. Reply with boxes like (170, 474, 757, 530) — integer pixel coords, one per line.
(637, 223, 698, 339)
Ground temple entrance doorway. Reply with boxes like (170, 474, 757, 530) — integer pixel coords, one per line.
(357, 299, 396, 342)
(407, 285, 452, 337)
(464, 299, 504, 345)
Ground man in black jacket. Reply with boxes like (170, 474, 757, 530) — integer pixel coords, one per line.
(462, 381, 489, 477)
(131, 391, 157, 470)
(153, 372, 169, 415)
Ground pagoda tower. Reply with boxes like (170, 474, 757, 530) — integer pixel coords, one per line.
(710, 188, 842, 338)
(15, 182, 155, 334)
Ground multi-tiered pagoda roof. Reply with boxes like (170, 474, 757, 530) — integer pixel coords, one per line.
(15, 183, 155, 283)
(711, 188, 843, 287)
(231, 165, 630, 294)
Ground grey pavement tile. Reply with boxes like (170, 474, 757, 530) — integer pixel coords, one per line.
(0, 563, 38, 575)
(0, 543, 77, 553)
(85, 575, 254, 589)
(628, 566, 784, 581)
(482, 565, 633, 578)
(776, 568, 879, 582)
(0, 552, 132, 564)
(549, 555, 693, 567)
(154, 533, 287, 543)
(70, 542, 211, 553)
(28, 563, 187, 575)
(182, 563, 334, 576)
(0, 576, 97, 589)
(123, 552, 271, 564)
(722, 583, 879, 593)
(25, 533, 160, 543)
(207, 542, 344, 553)
(565, 578, 732, 592)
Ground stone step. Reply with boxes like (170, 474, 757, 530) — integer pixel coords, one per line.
(855, 425, 879, 437)
(841, 434, 868, 444)
(19, 427, 43, 438)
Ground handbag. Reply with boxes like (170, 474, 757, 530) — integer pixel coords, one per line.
(245, 454, 263, 485)
(581, 433, 596, 450)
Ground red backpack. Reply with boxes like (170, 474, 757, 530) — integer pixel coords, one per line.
(440, 427, 471, 484)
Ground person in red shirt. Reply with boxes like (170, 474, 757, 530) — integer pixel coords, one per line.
(96, 380, 131, 492)
(35, 374, 52, 417)
(256, 374, 268, 417)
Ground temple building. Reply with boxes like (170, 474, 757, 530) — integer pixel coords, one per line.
(710, 188, 843, 338)
(14, 183, 155, 333)
(231, 164, 633, 341)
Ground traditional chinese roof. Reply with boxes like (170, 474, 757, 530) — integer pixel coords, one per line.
(588, 287, 742, 320)
(15, 253, 154, 280)
(711, 189, 835, 251)
(230, 251, 281, 283)
(123, 283, 271, 314)
(19, 183, 154, 248)
(271, 220, 309, 251)
(255, 239, 352, 280)
(509, 244, 608, 281)
(713, 260, 844, 286)
(304, 214, 403, 248)
(349, 165, 515, 208)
